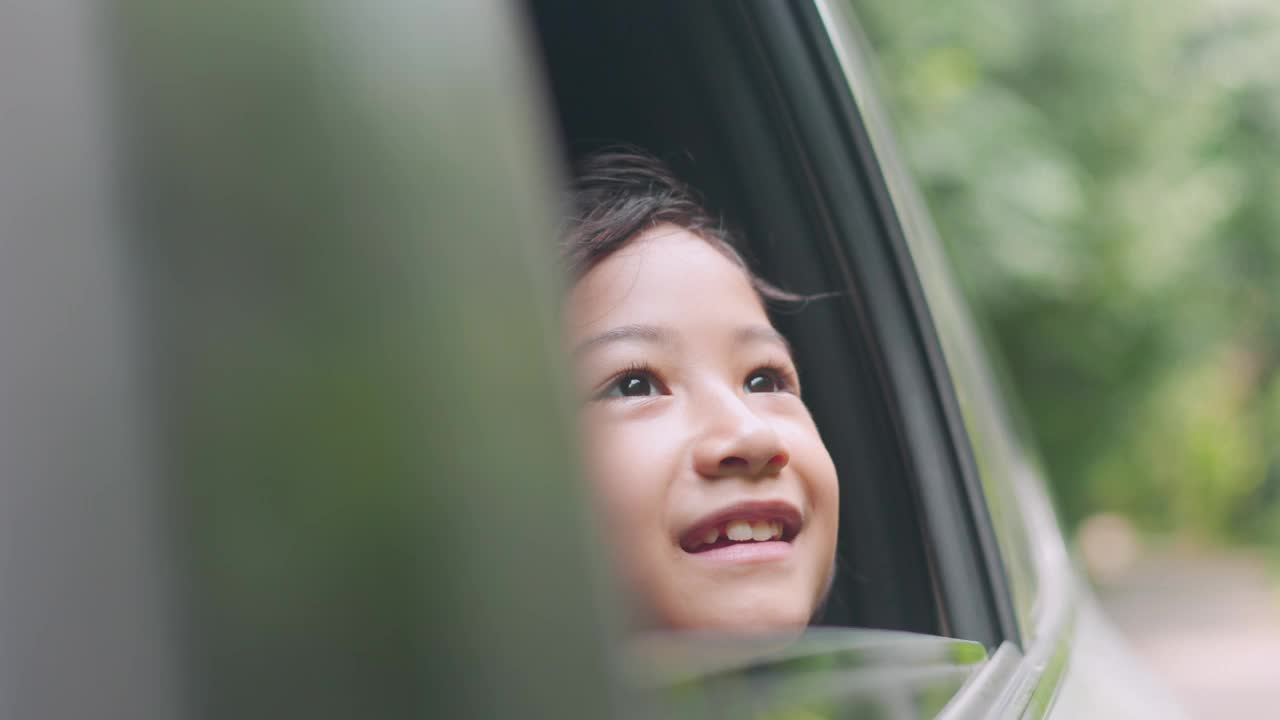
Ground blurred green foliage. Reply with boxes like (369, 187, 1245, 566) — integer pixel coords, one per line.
(853, 0, 1280, 544)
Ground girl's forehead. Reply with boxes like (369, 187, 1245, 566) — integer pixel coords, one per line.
(568, 227, 770, 339)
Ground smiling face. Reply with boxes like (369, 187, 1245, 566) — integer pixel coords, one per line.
(568, 224, 839, 631)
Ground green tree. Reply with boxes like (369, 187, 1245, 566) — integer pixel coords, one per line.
(854, 0, 1280, 543)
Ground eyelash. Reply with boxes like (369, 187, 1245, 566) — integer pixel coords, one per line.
(594, 361, 668, 401)
(593, 361, 799, 400)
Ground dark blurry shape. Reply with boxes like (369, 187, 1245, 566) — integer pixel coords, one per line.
(118, 0, 618, 717)
(2, 0, 615, 718)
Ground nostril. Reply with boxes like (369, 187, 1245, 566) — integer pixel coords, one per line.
(768, 454, 787, 466)
(720, 456, 748, 468)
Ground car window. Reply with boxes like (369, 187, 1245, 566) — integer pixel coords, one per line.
(528, 0, 1034, 654)
(528, 0, 959, 639)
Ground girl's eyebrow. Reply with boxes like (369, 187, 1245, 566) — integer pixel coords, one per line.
(573, 323, 674, 359)
(734, 325, 795, 359)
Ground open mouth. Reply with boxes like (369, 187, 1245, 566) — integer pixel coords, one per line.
(678, 501, 802, 554)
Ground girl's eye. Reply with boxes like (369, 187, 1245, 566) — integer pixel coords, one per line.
(618, 375, 655, 397)
(600, 370, 665, 399)
(745, 368, 786, 394)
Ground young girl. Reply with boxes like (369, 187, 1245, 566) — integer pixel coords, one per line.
(563, 149, 839, 631)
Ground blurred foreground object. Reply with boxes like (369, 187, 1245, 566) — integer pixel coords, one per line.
(0, 1, 612, 717)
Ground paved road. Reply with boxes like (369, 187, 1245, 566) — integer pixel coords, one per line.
(1096, 549, 1280, 719)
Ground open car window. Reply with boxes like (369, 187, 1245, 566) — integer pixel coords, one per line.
(529, 0, 1014, 650)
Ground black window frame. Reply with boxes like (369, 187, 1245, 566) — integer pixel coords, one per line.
(736, 0, 1018, 649)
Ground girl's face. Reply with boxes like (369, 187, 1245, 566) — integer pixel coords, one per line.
(568, 225, 839, 631)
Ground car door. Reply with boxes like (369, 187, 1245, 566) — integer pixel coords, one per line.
(527, 0, 1186, 717)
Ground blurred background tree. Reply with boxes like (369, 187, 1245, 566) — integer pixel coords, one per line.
(852, 0, 1280, 547)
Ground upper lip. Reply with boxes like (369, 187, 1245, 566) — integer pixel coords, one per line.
(677, 499, 803, 552)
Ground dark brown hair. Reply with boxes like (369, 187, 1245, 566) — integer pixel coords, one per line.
(562, 148, 802, 306)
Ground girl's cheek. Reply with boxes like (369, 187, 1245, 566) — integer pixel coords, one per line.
(578, 417, 633, 491)
(581, 416, 667, 502)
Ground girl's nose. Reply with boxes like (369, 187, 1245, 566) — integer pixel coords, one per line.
(692, 392, 789, 479)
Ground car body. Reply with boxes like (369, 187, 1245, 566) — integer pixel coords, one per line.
(0, 0, 1185, 717)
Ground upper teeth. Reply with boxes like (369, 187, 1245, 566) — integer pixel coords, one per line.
(702, 519, 783, 546)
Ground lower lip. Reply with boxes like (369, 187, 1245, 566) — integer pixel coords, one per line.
(687, 540, 792, 564)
